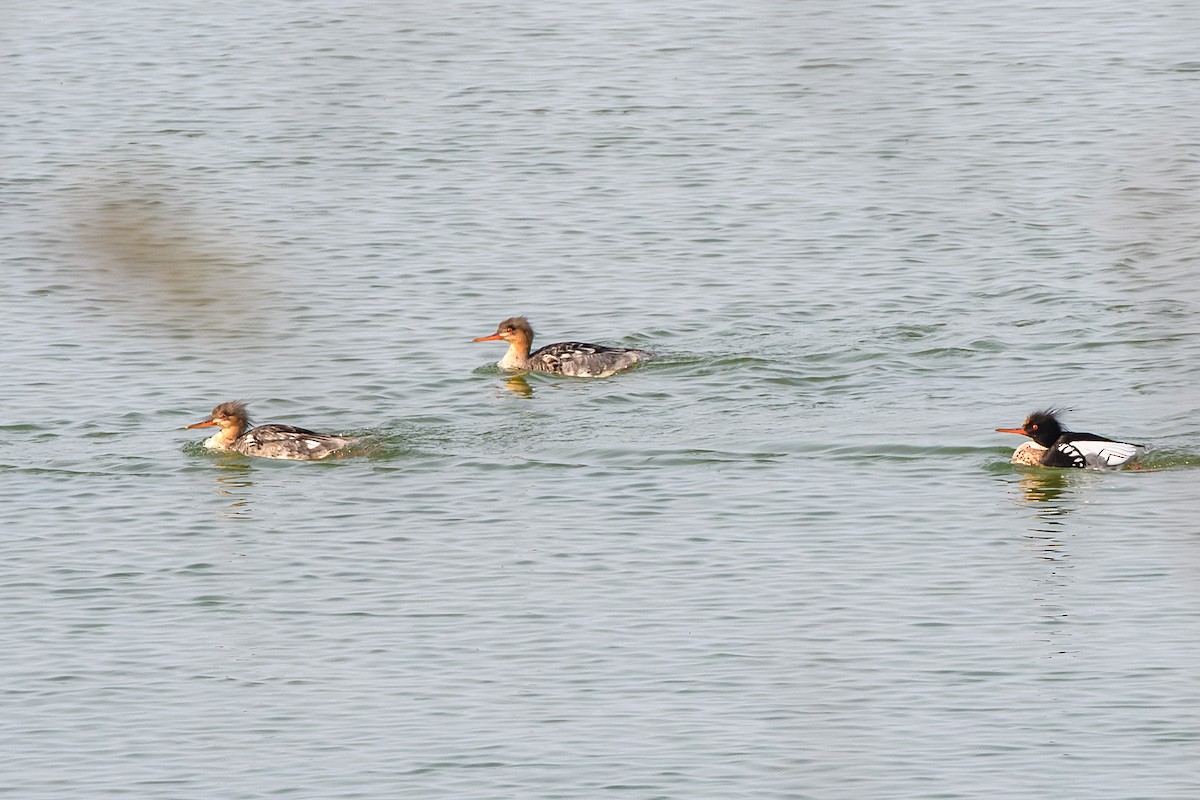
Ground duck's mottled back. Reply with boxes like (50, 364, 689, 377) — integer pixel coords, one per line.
(229, 423, 353, 460)
(528, 341, 654, 377)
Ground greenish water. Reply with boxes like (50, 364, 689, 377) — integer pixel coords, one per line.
(3, 1, 1200, 798)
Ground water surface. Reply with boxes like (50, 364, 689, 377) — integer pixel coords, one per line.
(3, 1, 1200, 798)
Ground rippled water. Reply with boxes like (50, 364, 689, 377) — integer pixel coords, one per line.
(4, 1, 1200, 798)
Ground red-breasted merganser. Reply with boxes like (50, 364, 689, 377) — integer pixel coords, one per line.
(996, 409, 1144, 468)
(186, 401, 353, 460)
(473, 316, 653, 378)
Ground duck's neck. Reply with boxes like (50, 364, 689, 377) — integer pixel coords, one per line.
(204, 422, 244, 450)
(498, 335, 532, 370)
(1030, 429, 1060, 448)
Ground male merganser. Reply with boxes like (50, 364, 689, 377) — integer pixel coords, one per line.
(473, 316, 653, 378)
(996, 409, 1144, 468)
(186, 401, 353, 460)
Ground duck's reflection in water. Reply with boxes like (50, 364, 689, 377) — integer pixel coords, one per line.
(1016, 468, 1076, 515)
(1013, 468, 1078, 558)
(501, 374, 534, 398)
(1009, 468, 1080, 658)
(212, 463, 254, 520)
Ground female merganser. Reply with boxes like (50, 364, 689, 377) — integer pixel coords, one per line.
(473, 316, 653, 378)
(186, 401, 353, 460)
(996, 409, 1144, 468)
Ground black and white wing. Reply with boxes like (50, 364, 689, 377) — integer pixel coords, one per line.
(1046, 438, 1142, 469)
(1076, 440, 1142, 468)
(1044, 441, 1088, 468)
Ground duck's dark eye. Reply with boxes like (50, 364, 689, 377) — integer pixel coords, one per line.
(1030, 424, 1038, 431)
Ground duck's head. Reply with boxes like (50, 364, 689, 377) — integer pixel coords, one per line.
(996, 409, 1064, 448)
(187, 400, 251, 435)
(473, 316, 534, 346)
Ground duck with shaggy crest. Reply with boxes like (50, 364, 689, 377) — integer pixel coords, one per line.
(996, 409, 1144, 468)
(473, 316, 653, 378)
(186, 401, 354, 460)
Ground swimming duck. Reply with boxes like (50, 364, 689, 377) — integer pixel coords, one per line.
(996, 409, 1143, 468)
(473, 316, 653, 377)
(186, 401, 353, 460)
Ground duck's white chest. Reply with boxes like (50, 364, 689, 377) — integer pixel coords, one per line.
(203, 433, 235, 451)
(497, 349, 527, 371)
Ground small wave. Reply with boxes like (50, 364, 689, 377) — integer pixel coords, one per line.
(986, 447, 1200, 472)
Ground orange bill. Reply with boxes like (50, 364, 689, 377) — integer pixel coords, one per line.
(473, 333, 504, 342)
(186, 419, 218, 429)
(994, 427, 1026, 435)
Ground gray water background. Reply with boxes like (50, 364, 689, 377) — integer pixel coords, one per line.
(3, 1, 1200, 797)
